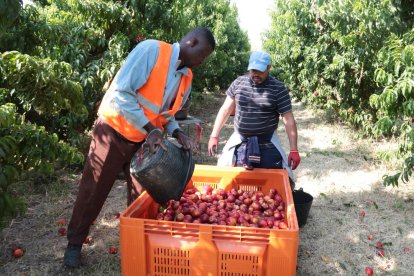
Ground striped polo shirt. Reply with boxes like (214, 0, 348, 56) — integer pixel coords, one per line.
(226, 74, 292, 137)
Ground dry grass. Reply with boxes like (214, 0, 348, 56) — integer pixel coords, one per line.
(0, 93, 413, 275)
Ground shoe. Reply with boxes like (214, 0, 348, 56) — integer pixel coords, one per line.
(64, 243, 82, 268)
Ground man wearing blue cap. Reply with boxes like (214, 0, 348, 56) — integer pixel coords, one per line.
(208, 51, 300, 183)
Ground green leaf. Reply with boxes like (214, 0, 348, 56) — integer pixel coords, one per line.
(319, 192, 328, 198)
(343, 201, 356, 207)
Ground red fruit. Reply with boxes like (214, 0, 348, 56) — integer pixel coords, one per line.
(191, 208, 201, 218)
(171, 201, 180, 210)
(359, 210, 365, 217)
(83, 236, 93, 245)
(251, 202, 261, 211)
(175, 213, 185, 222)
(367, 234, 374, 240)
(266, 219, 274, 228)
(58, 227, 67, 236)
(278, 221, 288, 229)
(250, 217, 259, 225)
(12, 247, 24, 258)
(274, 211, 282, 220)
(114, 212, 120, 219)
(226, 195, 236, 203)
(163, 214, 173, 221)
(403, 247, 411, 254)
(364, 266, 373, 276)
(202, 185, 213, 195)
(376, 242, 383, 249)
(200, 213, 209, 223)
(226, 217, 237, 226)
(208, 216, 217, 224)
(275, 194, 282, 203)
(185, 188, 196, 195)
(263, 209, 273, 217)
(184, 214, 194, 223)
(258, 219, 268, 228)
(56, 218, 66, 226)
(108, 246, 118, 254)
(377, 249, 385, 257)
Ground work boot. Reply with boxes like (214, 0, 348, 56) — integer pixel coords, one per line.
(64, 243, 82, 268)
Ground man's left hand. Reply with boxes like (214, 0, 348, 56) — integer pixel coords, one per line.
(173, 129, 192, 150)
(288, 150, 301, 170)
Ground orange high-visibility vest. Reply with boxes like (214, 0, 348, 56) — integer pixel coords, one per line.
(99, 41, 193, 142)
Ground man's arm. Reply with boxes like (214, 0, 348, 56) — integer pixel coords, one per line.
(105, 40, 159, 132)
(208, 96, 236, 155)
(281, 111, 298, 150)
(281, 111, 300, 169)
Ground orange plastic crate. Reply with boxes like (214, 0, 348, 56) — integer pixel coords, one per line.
(120, 165, 299, 276)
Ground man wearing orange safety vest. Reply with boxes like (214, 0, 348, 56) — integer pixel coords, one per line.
(64, 27, 215, 268)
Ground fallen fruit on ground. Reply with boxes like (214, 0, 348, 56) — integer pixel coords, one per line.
(359, 210, 365, 217)
(367, 234, 374, 240)
(364, 266, 373, 275)
(58, 227, 66, 236)
(56, 218, 66, 225)
(12, 247, 24, 258)
(114, 212, 120, 219)
(83, 236, 93, 245)
(108, 246, 118, 254)
(377, 249, 385, 257)
(376, 241, 383, 249)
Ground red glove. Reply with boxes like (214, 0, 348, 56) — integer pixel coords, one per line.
(208, 136, 219, 156)
(288, 150, 300, 170)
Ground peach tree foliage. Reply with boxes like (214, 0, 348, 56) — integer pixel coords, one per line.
(0, 51, 88, 143)
(264, 0, 413, 186)
(369, 30, 414, 186)
(0, 103, 84, 225)
(0, 0, 22, 32)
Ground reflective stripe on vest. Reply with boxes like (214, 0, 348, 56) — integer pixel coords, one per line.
(99, 41, 193, 142)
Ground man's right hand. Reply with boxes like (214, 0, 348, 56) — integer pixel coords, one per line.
(208, 136, 219, 156)
(145, 128, 167, 153)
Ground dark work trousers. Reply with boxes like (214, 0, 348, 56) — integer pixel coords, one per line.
(235, 142, 295, 189)
(235, 143, 283, 169)
(67, 117, 143, 245)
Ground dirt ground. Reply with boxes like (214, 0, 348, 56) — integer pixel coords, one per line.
(1, 93, 413, 276)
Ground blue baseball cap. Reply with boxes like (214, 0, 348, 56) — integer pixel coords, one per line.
(247, 51, 271, 72)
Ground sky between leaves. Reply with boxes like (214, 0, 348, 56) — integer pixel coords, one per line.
(230, 0, 275, 51)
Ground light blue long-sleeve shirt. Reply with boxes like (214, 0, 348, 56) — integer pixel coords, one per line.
(99, 39, 191, 135)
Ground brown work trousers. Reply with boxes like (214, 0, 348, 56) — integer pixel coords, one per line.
(67, 117, 143, 245)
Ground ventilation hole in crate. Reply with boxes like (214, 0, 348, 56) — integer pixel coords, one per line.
(219, 253, 260, 276)
(193, 182, 218, 190)
(237, 185, 261, 192)
(153, 247, 190, 275)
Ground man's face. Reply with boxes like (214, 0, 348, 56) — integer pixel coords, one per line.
(182, 39, 213, 69)
(249, 67, 269, 84)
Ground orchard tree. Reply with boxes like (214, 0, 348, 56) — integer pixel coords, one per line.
(264, 0, 413, 185)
